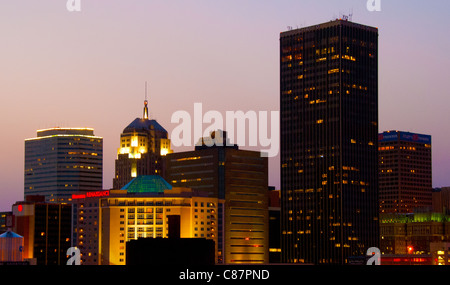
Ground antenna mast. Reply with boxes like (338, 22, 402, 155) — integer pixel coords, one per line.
(143, 81, 149, 120)
(145, 81, 148, 101)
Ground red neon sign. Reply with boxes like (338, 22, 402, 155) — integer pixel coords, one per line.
(72, 190, 110, 200)
(86, 190, 110, 198)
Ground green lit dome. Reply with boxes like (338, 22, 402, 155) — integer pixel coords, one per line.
(121, 175, 172, 193)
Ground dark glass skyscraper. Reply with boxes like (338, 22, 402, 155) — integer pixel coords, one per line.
(280, 20, 379, 264)
(164, 131, 269, 264)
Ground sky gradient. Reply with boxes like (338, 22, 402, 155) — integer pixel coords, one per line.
(1, 0, 450, 211)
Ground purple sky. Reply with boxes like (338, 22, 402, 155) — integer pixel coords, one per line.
(1, 0, 449, 211)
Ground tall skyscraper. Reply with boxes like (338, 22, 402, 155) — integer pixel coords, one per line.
(24, 128, 103, 202)
(379, 131, 432, 213)
(113, 99, 172, 189)
(164, 130, 269, 264)
(280, 20, 379, 264)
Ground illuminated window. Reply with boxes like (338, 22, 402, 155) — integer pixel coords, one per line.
(282, 55, 293, 62)
(328, 68, 339, 74)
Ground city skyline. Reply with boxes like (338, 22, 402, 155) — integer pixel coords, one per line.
(1, 0, 450, 212)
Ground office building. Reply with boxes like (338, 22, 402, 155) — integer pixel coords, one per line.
(113, 99, 172, 189)
(24, 127, 103, 202)
(280, 20, 379, 264)
(73, 175, 222, 265)
(430, 242, 450, 265)
(380, 242, 450, 265)
(11, 196, 72, 265)
(164, 130, 269, 264)
(268, 187, 281, 263)
(379, 212, 450, 257)
(379, 131, 432, 213)
(0, 212, 12, 234)
(433, 187, 450, 214)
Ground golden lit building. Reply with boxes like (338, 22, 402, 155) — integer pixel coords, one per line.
(73, 175, 222, 265)
(113, 98, 172, 189)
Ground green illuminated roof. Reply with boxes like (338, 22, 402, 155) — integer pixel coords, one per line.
(121, 175, 172, 193)
(380, 212, 450, 224)
(412, 212, 450, 223)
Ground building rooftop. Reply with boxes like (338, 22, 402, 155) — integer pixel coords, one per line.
(280, 19, 378, 38)
(121, 175, 173, 193)
(380, 212, 450, 224)
(379, 130, 431, 144)
(123, 118, 167, 134)
(25, 127, 102, 141)
(37, 127, 95, 137)
(0, 230, 23, 239)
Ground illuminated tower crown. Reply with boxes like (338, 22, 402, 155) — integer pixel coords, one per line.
(113, 87, 172, 189)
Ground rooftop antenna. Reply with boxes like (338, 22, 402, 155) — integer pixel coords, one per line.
(338, 8, 354, 22)
(145, 81, 148, 101)
(143, 81, 149, 120)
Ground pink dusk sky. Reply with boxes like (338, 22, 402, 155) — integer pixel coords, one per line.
(1, 0, 449, 211)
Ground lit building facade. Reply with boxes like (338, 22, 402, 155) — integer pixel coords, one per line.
(24, 128, 103, 202)
(268, 187, 281, 263)
(379, 131, 432, 213)
(11, 196, 72, 265)
(73, 176, 222, 265)
(280, 20, 379, 264)
(380, 242, 450, 265)
(164, 131, 269, 264)
(0, 212, 12, 235)
(380, 212, 450, 259)
(113, 100, 172, 189)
